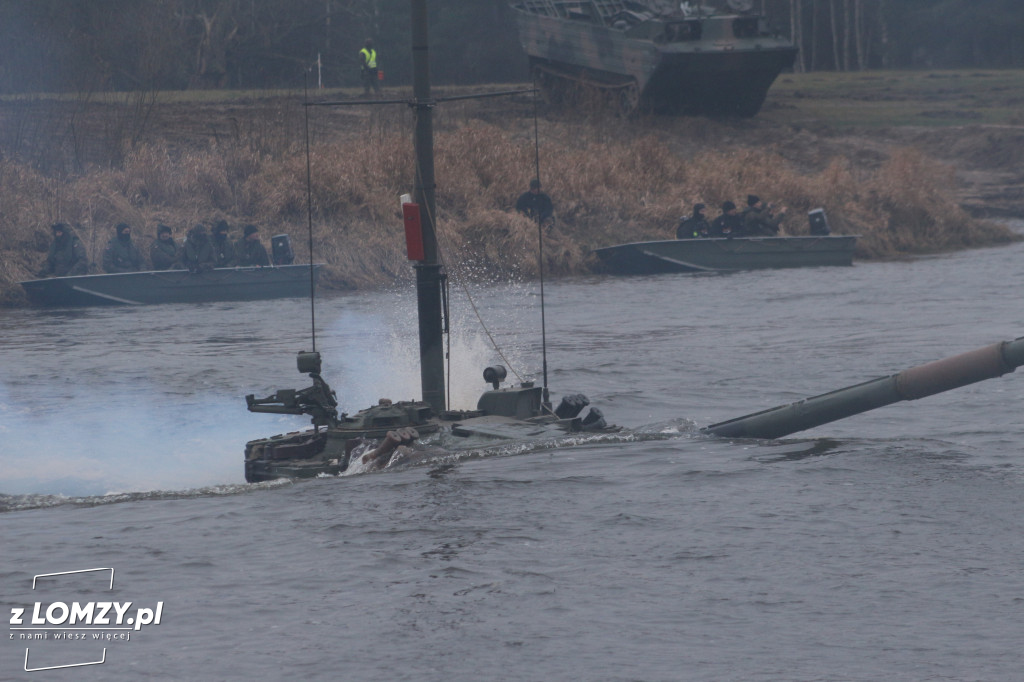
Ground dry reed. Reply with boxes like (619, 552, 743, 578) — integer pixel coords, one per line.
(0, 104, 1015, 306)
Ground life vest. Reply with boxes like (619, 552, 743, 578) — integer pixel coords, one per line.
(360, 48, 377, 69)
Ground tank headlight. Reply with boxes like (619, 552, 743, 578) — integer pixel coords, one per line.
(297, 351, 322, 375)
(483, 365, 507, 389)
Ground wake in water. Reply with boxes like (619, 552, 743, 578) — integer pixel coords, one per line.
(0, 478, 294, 514)
(0, 418, 700, 513)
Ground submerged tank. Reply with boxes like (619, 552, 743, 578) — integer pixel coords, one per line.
(510, 0, 798, 116)
(243, 352, 610, 482)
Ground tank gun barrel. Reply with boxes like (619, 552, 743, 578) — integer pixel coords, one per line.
(703, 337, 1024, 439)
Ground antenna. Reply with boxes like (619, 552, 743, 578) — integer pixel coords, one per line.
(531, 74, 550, 405)
(303, 72, 317, 352)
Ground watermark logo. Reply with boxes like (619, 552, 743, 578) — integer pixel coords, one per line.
(8, 568, 163, 672)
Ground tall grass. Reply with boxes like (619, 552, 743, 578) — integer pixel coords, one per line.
(0, 101, 1014, 306)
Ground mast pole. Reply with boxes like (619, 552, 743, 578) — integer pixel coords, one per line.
(411, 0, 446, 413)
(531, 77, 550, 406)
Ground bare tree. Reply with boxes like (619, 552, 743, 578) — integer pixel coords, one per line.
(826, 0, 837, 70)
(809, 0, 820, 70)
(878, 0, 889, 68)
(790, 0, 805, 72)
(853, 0, 864, 70)
(192, 1, 241, 88)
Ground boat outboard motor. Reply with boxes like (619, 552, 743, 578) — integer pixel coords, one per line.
(808, 208, 830, 235)
(272, 234, 295, 265)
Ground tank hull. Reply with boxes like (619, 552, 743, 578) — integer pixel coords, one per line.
(243, 411, 601, 483)
(513, 2, 797, 116)
(244, 376, 612, 483)
(642, 49, 798, 116)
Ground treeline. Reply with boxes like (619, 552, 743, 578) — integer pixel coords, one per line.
(0, 0, 1022, 95)
(0, 0, 526, 94)
(772, 0, 1024, 72)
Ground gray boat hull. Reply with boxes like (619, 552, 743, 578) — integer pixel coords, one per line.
(593, 236, 856, 274)
(20, 264, 321, 307)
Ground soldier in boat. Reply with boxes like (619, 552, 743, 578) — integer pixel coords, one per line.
(211, 220, 237, 267)
(182, 224, 216, 273)
(235, 225, 270, 267)
(150, 224, 183, 270)
(515, 178, 555, 229)
(38, 222, 89, 277)
(742, 194, 788, 236)
(676, 203, 710, 239)
(102, 222, 144, 273)
(710, 201, 742, 238)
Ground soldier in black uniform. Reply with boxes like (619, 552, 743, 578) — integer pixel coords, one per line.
(515, 178, 554, 228)
(710, 201, 742, 238)
(39, 223, 89, 277)
(150, 224, 183, 270)
(236, 225, 270, 267)
(676, 203, 710, 239)
(102, 222, 144, 273)
(211, 220, 237, 267)
(182, 224, 216, 273)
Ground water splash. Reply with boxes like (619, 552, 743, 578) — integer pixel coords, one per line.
(0, 380, 258, 497)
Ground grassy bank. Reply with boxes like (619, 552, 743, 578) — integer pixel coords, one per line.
(1, 72, 1019, 306)
(764, 70, 1024, 129)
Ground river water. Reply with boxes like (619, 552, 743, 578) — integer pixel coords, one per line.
(2, 229, 1023, 681)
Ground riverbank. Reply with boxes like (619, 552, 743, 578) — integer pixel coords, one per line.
(2, 70, 1022, 306)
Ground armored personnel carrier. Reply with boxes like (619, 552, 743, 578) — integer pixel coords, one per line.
(511, 0, 798, 116)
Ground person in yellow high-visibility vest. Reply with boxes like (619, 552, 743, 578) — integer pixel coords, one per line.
(359, 38, 380, 96)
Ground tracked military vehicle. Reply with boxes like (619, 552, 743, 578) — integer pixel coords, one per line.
(243, 353, 609, 482)
(511, 0, 798, 116)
